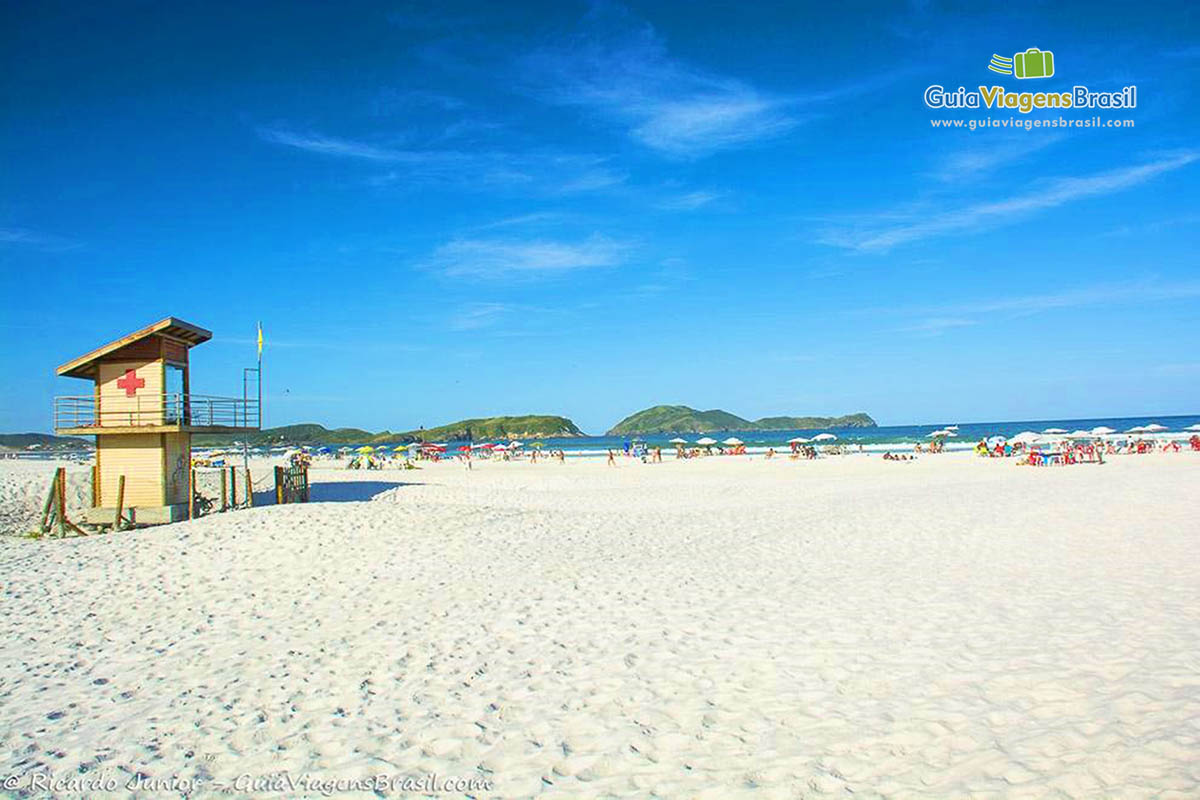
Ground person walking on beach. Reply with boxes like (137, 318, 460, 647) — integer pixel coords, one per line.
(607, 449, 615, 467)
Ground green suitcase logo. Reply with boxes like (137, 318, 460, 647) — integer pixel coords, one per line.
(1013, 47, 1054, 79)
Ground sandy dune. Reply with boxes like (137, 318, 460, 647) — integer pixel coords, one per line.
(1, 452, 1198, 798)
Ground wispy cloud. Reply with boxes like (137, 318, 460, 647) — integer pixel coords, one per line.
(523, 19, 795, 157)
(0, 227, 80, 252)
(425, 234, 629, 279)
(260, 125, 627, 195)
(932, 280, 1200, 317)
(656, 190, 721, 211)
(898, 317, 977, 335)
(448, 302, 515, 331)
(823, 151, 1200, 252)
(258, 127, 418, 162)
(930, 134, 1065, 182)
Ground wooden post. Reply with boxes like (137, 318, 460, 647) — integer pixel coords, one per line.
(56, 467, 67, 538)
(37, 470, 58, 536)
(188, 467, 195, 519)
(220, 469, 228, 511)
(113, 475, 126, 531)
(244, 469, 253, 508)
(229, 466, 237, 507)
(91, 464, 99, 507)
(274, 465, 284, 505)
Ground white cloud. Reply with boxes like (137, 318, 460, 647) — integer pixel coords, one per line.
(524, 22, 795, 157)
(426, 235, 629, 279)
(823, 151, 1199, 252)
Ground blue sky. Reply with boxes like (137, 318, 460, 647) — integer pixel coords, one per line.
(2, 0, 1198, 434)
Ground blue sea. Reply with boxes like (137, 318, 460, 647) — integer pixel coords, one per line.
(412, 413, 1200, 455)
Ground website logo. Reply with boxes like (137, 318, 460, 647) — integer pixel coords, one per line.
(988, 48, 1055, 79)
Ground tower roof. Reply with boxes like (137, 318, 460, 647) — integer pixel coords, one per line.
(56, 317, 212, 379)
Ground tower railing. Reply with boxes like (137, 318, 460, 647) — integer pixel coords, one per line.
(54, 393, 260, 431)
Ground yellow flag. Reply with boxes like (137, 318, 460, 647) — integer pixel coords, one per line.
(256, 323, 263, 358)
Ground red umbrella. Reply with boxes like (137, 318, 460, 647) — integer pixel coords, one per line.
(457, 445, 471, 452)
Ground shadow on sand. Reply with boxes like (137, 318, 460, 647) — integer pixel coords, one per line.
(251, 480, 421, 506)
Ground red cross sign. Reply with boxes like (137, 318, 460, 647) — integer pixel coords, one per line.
(116, 368, 145, 397)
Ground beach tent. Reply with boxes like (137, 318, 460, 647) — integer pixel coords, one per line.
(813, 433, 837, 442)
(1043, 428, 1068, 434)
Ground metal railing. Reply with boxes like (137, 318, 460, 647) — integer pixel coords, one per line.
(54, 393, 261, 430)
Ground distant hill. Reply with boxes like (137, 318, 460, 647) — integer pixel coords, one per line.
(394, 415, 584, 442)
(607, 405, 876, 435)
(0, 432, 91, 450)
(193, 415, 584, 446)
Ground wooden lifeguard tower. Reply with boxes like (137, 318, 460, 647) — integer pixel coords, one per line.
(54, 317, 260, 524)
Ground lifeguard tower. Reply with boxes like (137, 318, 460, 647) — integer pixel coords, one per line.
(53, 317, 260, 524)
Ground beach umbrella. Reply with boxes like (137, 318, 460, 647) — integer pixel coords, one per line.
(1067, 430, 1092, 438)
(356, 445, 374, 453)
(1125, 425, 1147, 433)
(696, 437, 717, 446)
(479, 443, 496, 449)
(393, 445, 407, 451)
(668, 437, 688, 444)
(986, 435, 1007, 444)
(509, 441, 523, 448)
(1143, 423, 1168, 432)
(457, 445, 471, 452)
(722, 437, 743, 446)
(1043, 428, 1068, 434)
(813, 433, 837, 442)
(1010, 431, 1042, 444)
(945, 425, 959, 431)
(787, 437, 809, 443)
(1186, 424, 1200, 432)
(926, 430, 948, 437)
(531, 441, 545, 449)
(1090, 426, 1116, 435)
(493, 444, 508, 451)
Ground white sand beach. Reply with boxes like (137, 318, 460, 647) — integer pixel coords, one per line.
(1, 451, 1199, 798)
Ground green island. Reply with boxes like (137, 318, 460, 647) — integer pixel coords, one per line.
(607, 405, 876, 435)
(193, 415, 584, 446)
